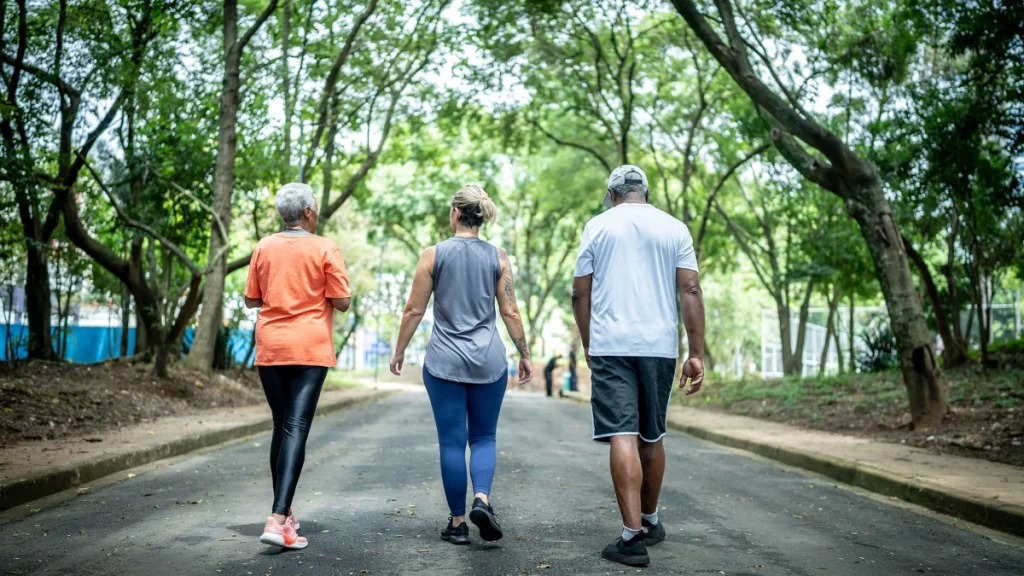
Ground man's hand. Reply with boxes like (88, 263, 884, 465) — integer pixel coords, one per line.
(584, 347, 592, 366)
(680, 356, 704, 396)
(389, 352, 405, 376)
(518, 357, 533, 384)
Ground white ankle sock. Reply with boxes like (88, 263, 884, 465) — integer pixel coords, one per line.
(622, 525, 642, 541)
(641, 508, 659, 526)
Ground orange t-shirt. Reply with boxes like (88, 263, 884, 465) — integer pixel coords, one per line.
(244, 233, 351, 367)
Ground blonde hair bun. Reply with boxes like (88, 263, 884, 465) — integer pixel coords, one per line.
(452, 183, 497, 227)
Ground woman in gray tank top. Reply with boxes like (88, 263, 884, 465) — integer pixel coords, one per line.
(390, 184, 533, 545)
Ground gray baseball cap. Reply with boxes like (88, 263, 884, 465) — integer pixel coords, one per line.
(603, 164, 650, 208)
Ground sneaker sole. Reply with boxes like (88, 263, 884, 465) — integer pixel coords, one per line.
(260, 532, 308, 550)
(440, 534, 471, 545)
(601, 549, 650, 567)
(469, 508, 503, 541)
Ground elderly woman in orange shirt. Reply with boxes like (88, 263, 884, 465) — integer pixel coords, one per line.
(244, 183, 351, 551)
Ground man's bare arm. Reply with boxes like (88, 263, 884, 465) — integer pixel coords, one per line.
(571, 275, 593, 362)
(677, 268, 705, 394)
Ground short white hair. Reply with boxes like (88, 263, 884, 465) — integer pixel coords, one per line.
(275, 183, 316, 225)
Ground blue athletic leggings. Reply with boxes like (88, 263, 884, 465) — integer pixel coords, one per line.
(422, 368, 507, 517)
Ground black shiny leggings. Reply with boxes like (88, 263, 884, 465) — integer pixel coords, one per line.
(258, 365, 328, 515)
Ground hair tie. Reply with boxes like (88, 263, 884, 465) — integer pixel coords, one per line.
(481, 193, 489, 200)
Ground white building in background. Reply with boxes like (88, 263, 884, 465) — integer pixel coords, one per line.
(759, 300, 1023, 379)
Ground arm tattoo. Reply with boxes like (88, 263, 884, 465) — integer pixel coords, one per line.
(499, 249, 515, 299)
(512, 335, 530, 359)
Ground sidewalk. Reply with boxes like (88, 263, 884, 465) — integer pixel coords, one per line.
(560, 390, 1024, 538)
(0, 386, 392, 513)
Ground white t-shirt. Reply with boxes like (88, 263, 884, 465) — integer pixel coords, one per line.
(573, 203, 699, 358)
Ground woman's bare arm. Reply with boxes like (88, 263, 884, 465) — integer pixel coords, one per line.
(389, 247, 435, 375)
(496, 249, 533, 383)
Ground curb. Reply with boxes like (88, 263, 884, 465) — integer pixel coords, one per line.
(557, 393, 1024, 538)
(668, 421, 1024, 539)
(0, 389, 396, 513)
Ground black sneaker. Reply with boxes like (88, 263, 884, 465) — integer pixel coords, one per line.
(642, 518, 666, 546)
(440, 517, 470, 545)
(468, 497, 503, 541)
(601, 532, 649, 567)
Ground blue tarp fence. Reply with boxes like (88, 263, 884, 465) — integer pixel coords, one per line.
(1, 324, 254, 366)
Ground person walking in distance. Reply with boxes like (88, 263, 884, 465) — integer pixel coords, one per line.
(245, 183, 353, 551)
(389, 184, 533, 545)
(568, 348, 578, 392)
(571, 165, 705, 567)
(543, 354, 561, 397)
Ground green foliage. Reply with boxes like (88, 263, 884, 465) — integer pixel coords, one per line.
(857, 320, 898, 373)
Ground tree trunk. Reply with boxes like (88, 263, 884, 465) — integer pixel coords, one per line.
(833, 284, 844, 374)
(904, 235, 967, 367)
(819, 284, 838, 377)
(120, 281, 130, 357)
(666, 0, 946, 428)
(777, 300, 794, 376)
(188, 0, 242, 371)
(790, 280, 814, 376)
(152, 329, 171, 379)
(846, 178, 946, 428)
(24, 244, 55, 359)
(848, 290, 855, 373)
(280, 0, 292, 178)
(134, 302, 149, 357)
(978, 272, 991, 366)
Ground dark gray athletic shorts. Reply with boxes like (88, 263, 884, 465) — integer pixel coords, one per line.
(590, 356, 677, 443)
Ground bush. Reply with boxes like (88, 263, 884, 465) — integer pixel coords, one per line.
(989, 337, 1024, 356)
(857, 320, 898, 373)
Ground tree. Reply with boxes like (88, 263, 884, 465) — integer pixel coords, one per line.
(0, 0, 160, 359)
(186, 0, 280, 371)
(188, 0, 452, 369)
(504, 145, 602, 350)
(669, 0, 947, 427)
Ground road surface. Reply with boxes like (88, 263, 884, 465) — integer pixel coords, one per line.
(2, 390, 1022, 575)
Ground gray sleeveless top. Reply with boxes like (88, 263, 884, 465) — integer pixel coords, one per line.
(424, 237, 507, 384)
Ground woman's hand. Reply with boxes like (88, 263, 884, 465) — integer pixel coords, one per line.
(389, 352, 405, 376)
(517, 357, 533, 384)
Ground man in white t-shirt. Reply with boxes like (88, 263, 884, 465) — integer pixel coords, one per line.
(571, 164, 705, 568)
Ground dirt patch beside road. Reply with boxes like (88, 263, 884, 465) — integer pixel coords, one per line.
(0, 360, 264, 447)
(682, 365, 1024, 467)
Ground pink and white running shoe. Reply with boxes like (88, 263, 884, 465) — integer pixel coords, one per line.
(259, 516, 308, 550)
(286, 507, 300, 531)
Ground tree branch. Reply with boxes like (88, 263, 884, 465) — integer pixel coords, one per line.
(695, 142, 769, 253)
(668, 0, 854, 174)
(527, 118, 612, 172)
(82, 157, 202, 276)
(300, 0, 380, 179)
(237, 0, 280, 53)
(0, 51, 80, 99)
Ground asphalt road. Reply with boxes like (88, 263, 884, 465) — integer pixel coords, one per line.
(2, 390, 1022, 576)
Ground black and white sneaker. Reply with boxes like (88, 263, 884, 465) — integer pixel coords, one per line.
(601, 532, 650, 567)
(642, 518, 666, 546)
(468, 497, 503, 541)
(440, 517, 470, 545)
